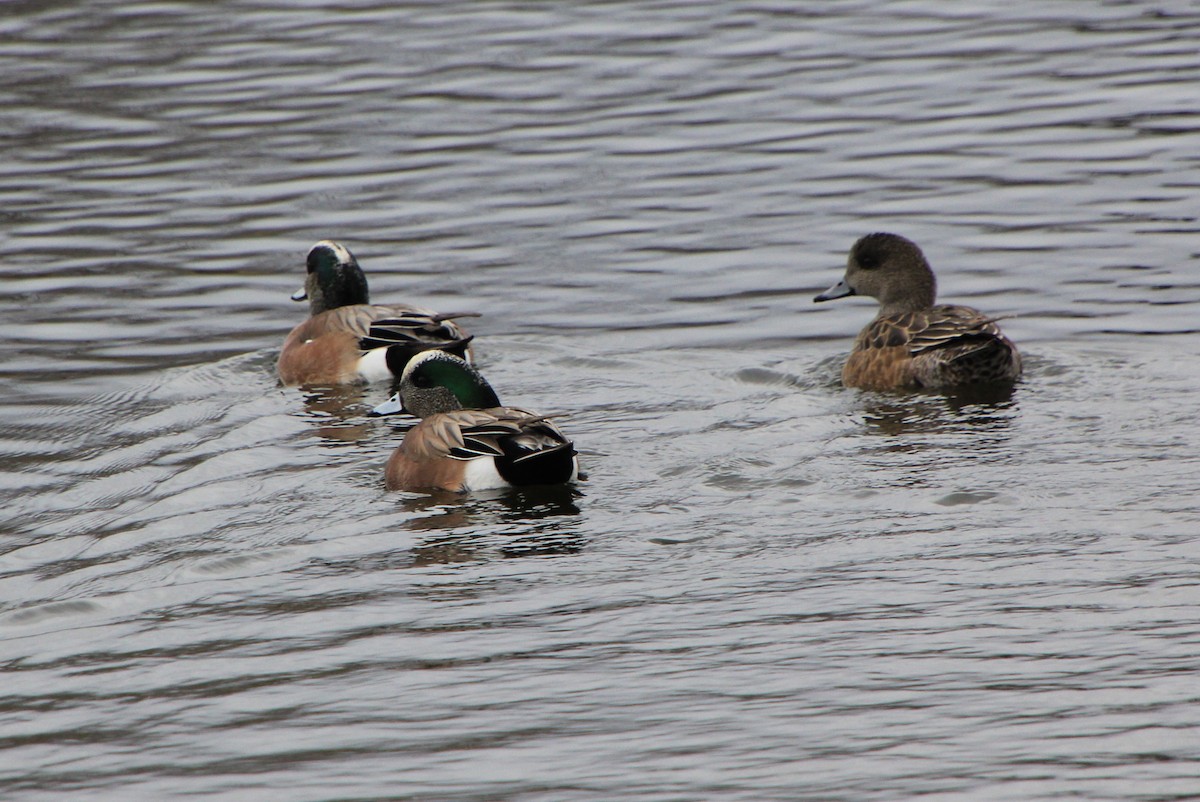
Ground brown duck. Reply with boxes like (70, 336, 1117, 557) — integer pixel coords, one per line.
(277, 240, 474, 386)
(370, 350, 579, 493)
(814, 233, 1022, 391)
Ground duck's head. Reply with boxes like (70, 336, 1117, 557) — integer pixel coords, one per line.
(292, 240, 370, 316)
(372, 350, 501, 419)
(814, 232, 937, 316)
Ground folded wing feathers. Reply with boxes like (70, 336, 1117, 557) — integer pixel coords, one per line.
(510, 441, 574, 463)
(449, 442, 503, 460)
(907, 309, 1009, 356)
(416, 409, 570, 462)
(362, 318, 453, 349)
(430, 311, 482, 323)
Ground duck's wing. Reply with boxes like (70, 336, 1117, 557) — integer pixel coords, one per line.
(407, 407, 573, 461)
(355, 305, 478, 351)
(848, 307, 1019, 391)
(402, 409, 525, 462)
(897, 306, 1011, 357)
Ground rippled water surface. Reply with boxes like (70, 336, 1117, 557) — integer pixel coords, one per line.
(3, 1, 1200, 799)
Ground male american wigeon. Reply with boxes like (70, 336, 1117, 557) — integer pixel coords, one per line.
(814, 233, 1022, 391)
(370, 351, 580, 493)
(277, 240, 475, 386)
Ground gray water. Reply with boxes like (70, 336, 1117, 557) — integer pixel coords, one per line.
(3, 1, 1200, 799)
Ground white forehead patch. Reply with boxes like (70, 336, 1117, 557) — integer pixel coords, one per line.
(401, 348, 464, 381)
(308, 240, 353, 265)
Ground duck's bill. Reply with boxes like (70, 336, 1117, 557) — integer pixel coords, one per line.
(814, 278, 855, 303)
(291, 287, 308, 302)
(369, 392, 405, 417)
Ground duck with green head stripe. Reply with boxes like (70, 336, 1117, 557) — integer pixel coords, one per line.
(277, 240, 477, 386)
(371, 351, 580, 493)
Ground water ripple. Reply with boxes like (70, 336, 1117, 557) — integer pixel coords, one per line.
(3, 1, 1200, 799)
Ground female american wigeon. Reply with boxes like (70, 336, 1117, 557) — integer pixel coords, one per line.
(371, 351, 580, 493)
(814, 233, 1022, 391)
(277, 240, 476, 386)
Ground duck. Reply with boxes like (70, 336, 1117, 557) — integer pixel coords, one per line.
(814, 232, 1022, 391)
(277, 240, 475, 386)
(370, 350, 580, 493)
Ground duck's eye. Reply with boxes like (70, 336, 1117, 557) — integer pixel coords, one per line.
(856, 251, 882, 270)
(412, 372, 433, 388)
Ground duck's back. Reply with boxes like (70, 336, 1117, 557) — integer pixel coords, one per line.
(387, 407, 577, 492)
(846, 304, 1021, 390)
(278, 303, 470, 386)
(299, 303, 463, 342)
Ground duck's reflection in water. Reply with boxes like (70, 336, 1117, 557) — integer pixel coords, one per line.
(400, 486, 585, 567)
(297, 383, 391, 443)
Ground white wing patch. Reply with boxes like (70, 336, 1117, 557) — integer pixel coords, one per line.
(462, 458, 510, 491)
(356, 348, 393, 382)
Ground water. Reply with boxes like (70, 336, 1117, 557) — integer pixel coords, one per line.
(3, 1, 1200, 799)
